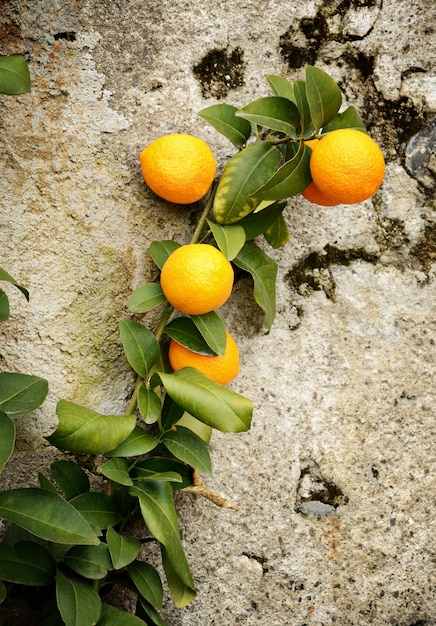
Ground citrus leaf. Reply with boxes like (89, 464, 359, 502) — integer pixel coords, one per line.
(207, 219, 246, 260)
(213, 142, 281, 224)
(99, 458, 133, 486)
(198, 103, 251, 148)
(0, 541, 55, 586)
(0, 267, 29, 300)
(0, 290, 9, 321)
(119, 319, 160, 379)
(138, 386, 162, 425)
(0, 488, 100, 545)
(136, 598, 169, 626)
(176, 412, 212, 444)
(99, 603, 149, 625)
(322, 105, 367, 133)
(64, 544, 112, 580)
(0, 372, 48, 418)
(160, 395, 184, 431)
(162, 426, 212, 475)
(157, 369, 253, 433)
(265, 74, 296, 101)
(165, 317, 215, 355)
(0, 55, 31, 95)
(251, 143, 311, 201)
(128, 480, 195, 603)
(51, 460, 90, 500)
(233, 240, 277, 330)
(264, 212, 290, 249)
(56, 569, 102, 626)
(128, 560, 163, 609)
(133, 458, 193, 491)
(236, 96, 300, 137)
(305, 65, 342, 132)
(106, 425, 158, 458)
(106, 527, 142, 570)
(69, 492, 120, 530)
(161, 544, 196, 608)
(0, 411, 15, 475)
(237, 201, 287, 240)
(133, 470, 183, 484)
(148, 240, 180, 269)
(38, 472, 59, 494)
(48, 400, 136, 455)
(294, 79, 314, 135)
(128, 283, 166, 313)
(191, 311, 227, 356)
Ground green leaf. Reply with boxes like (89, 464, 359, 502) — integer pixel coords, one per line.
(233, 240, 277, 330)
(119, 319, 160, 379)
(106, 527, 142, 570)
(99, 458, 133, 486)
(69, 493, 121, 530)
(0, 55, 31, 95)
(51, 460, 90, 500)
(207, 219, 246, 260)
(0, 488, 99, 545)
(305, 65, 342, 132)
(264, 212, 290, 249)
(157, 369, 253, 432)
(213, 142, 281, 224)
(161, 545, 196, 608)
(133, 470, 183, 484)
(0, 372, 48, 418)
(0, 580, 5, 604)
(56, 569, 102, 626)
(64, 544, 112, 580)
(294, 79, 313, 135)
(128, 284, 166, 313)
(0, 290, 9, 321)
(148, 240, 180, 270)
(38, 471, 59, 493)
(251, 143, 311, 201)
(0, 541, 55, 586)
(162, 426, 212, 475)
(237, 201, 287, 240)
(265, 74, 296, 101)
(128, 560, 163, 609)
(133, 458, 192, 491)
(176, 412, 212, 444)
(236, 96, 300, 137)
(0, 411, 15, 474)
(0, 267, 29, 300)
(165, 317, 215, 355)
(138, 387, 162, 425)
(322, 105, 367, 133)
(98, 603, 148, 625)
(128, 481, 195, 607)
(191, 311, 227, 356)
(106, 425, 158, 458)
(48, 400, 136, 455)
(136, 598, 168, 626)
(160, 395, 184, 431)
(198, 103, 252, 149)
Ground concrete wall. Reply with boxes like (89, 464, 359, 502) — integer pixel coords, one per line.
(0, 0, 435, 624)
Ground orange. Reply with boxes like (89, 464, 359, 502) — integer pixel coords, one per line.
(302, 181, 339, 206)
(160, 244, 234, 315)
(168, 331, 240, 385)
(139, 134, 216, 204)
(309, 129, 385, 204)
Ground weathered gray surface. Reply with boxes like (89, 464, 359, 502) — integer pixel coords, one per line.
(0, 0, 435, 624)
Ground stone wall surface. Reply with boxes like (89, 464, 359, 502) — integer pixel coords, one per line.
(0, 0, 435, 624)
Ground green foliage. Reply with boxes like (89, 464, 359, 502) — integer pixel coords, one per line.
(0, 55, 31, 95)
(0, 65, 375, 623)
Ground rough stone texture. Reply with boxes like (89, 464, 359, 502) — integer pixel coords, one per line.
(0, 0, 435, 624)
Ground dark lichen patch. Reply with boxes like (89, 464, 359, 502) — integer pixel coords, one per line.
(279, 16, 328, 69)
(54, 31, 76, 41)
(286, 244, 379, 300)
(193, 46, 245, 99)
(295, 459, 349, 517)
(410, 222, 436, 276)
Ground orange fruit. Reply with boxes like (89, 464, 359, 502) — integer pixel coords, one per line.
(139, 134, 216, 204)
(309, 129, 385, 204)
(168, 331, 240, 385)
(302, 181, 339, 206)
(160, 244, 234, 315)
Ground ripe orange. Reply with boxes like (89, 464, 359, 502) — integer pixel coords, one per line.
(302, 181, 339, 206)
(309, 129, 385, 204)
(139, 134, 216, 204)
(168, 331, 240, 385)
(160, 244, 234, 315)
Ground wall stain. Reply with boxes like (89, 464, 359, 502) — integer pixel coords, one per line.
(192, 46, 245, 99)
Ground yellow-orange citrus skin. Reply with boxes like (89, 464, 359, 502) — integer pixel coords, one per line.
(168, 331, 240, 385)
(160, 244, 234, 315)
(139, 134, 216, 204)
(309, 129, 385, 204)
(302, 181, 339, 206)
